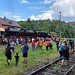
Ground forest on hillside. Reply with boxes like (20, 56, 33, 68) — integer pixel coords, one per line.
(17, 19, 74, 38)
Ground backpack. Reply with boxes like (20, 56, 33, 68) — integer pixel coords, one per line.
(4, 47, 10, 55)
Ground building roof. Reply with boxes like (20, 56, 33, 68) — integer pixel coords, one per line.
(0, 17, 21, 27)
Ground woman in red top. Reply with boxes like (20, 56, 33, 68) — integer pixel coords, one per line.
(32, 40, 35, 51)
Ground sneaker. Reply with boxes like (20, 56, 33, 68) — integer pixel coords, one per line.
(61, 64, 63, 67)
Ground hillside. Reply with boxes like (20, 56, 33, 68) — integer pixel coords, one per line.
(68, 21, 75, 28)
(17, 19, 74, 38)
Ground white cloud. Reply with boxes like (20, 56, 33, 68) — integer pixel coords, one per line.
(44, 0, 52, 4)
(4, 12, 21, 19)
(30, 10, 54, 20)
(20, 0, 28, 4)
(4, 12, 12, 15)
(40, 10, 48, 13)
(10, 15, 21, 18)
(50, 0, 75, 21)
(16, 19, 26, 21)
(29, 7, 39, 9)
(33, 0, 75, 21)
(40, 0, 52, 4)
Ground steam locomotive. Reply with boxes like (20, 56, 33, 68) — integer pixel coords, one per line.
(5, 27, 50, 39)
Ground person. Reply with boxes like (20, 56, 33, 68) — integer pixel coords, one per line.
(61, 43, 70, 66)
(16, 38, 19, 45)
(46, 40, 49, 50)
(64, 39, 67, 43)
(36, 41, 39, 49)
(14, 53, 19, 67)
(72, 39, 74, 50)
(32, 40, 35, 51)
(10, 40, 16, 53)
(74, 45, 75, 52)
(13, 38, 16, 44)
(0, 38, 1, 46)
(70, 40, 73, 50)
(56, 39, 59, 50)
(39, 39, 43, 50)
(22, 38, 25, 45)
(69, 40, 73, 54)
(4, 44, 14, 65)
(59, 44, 63, 57)
(58, 42, 64, 57)
(68, 42, 71, 55)
(21, 42, 29, 63)
(49, 41, 53, 49)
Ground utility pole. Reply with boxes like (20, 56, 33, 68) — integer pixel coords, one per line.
(59, 11, 61, 40)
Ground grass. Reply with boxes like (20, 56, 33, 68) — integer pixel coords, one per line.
(54, 66, 61, 72)
(0, 42, 59, 75)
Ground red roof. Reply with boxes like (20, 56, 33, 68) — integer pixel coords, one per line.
(0, 17, 21, 27)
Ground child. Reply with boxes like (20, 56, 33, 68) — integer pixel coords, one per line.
(15, 53, 19, 67)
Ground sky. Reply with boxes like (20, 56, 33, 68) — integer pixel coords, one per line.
(0, 0, 75, 22)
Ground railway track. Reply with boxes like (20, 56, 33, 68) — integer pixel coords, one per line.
(28, 51, 75, 75)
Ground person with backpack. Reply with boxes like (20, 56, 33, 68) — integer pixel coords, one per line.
(5, 44, 14, 65)
(61, 43, 70, 66)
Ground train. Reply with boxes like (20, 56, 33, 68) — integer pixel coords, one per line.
(5, 27, 51, 39)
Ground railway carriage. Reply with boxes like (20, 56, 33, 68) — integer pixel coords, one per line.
(5, 27, 51, 39)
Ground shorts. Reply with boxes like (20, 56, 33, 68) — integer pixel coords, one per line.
(11, 47, 14, 53)
(62, 56, 69, 60)
(23, 53, 28, 57)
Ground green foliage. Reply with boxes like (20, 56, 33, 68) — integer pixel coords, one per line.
(0, 42, 59, 75)
(54, 66, 61, 72)
(17, 19, 74, 38)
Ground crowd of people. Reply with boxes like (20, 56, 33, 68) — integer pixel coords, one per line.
(57, 38, 75, 66)
(3, 36, 75, 67)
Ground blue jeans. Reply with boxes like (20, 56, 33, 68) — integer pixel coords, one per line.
(32, 46, 35, 51)
(11, 47, 14, 53)
(15, 59, 18, 67)
(40, 46, 43, 50)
